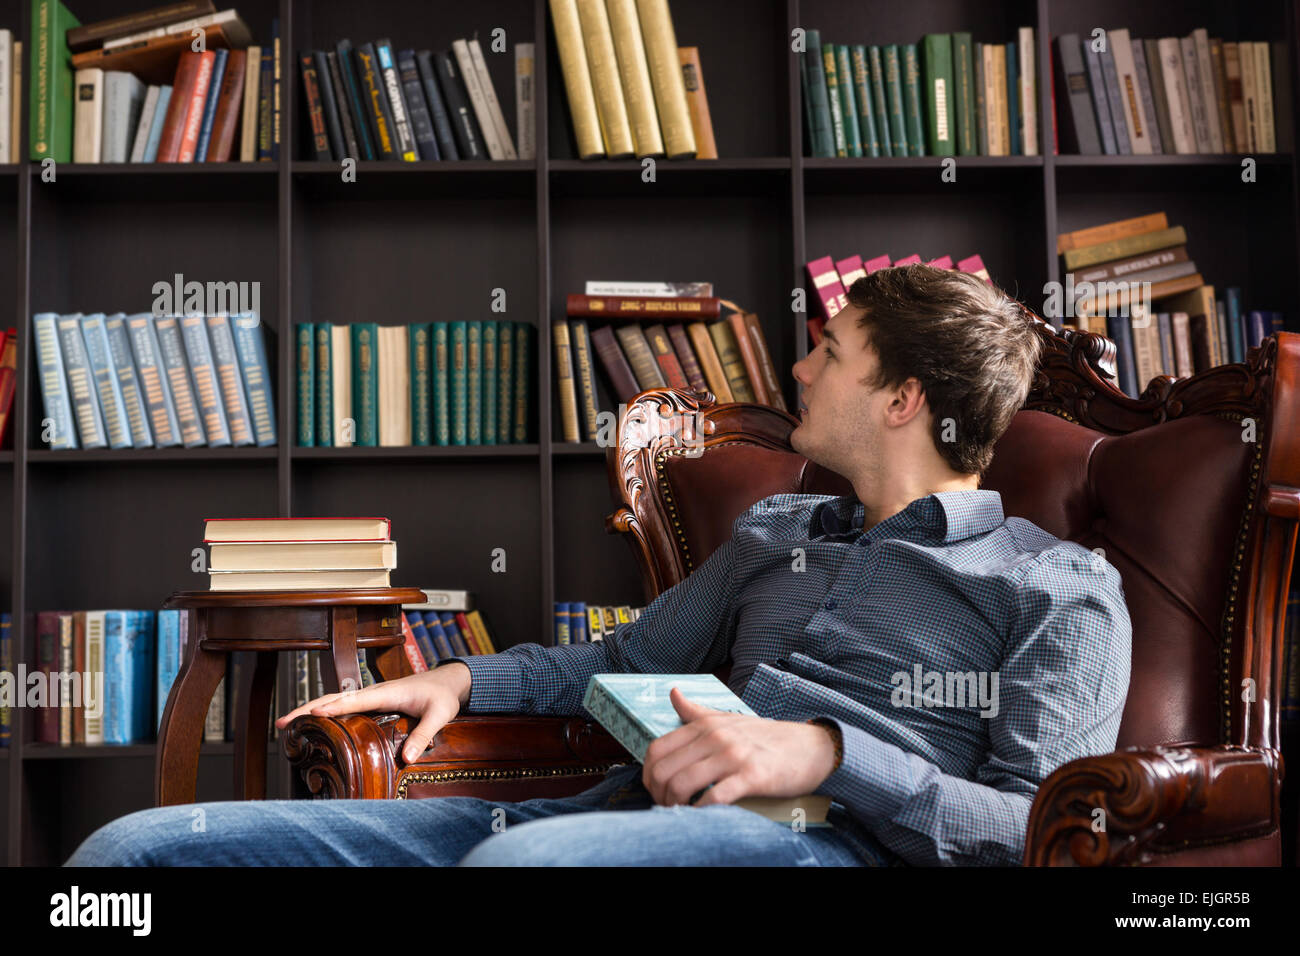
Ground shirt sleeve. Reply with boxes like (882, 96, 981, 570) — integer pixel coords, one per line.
(811, 547, 1132, 865)
(445, 530, 742, 717)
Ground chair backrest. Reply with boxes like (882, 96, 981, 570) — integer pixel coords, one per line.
(604, 315, 1300, 753)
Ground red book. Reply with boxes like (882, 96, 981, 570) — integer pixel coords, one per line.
(957, 254, 992, 284)
(455, 613, 483, 654)
(35, 612, 61, 743)
(835, 255, 866, 290)
(206, 49, 247, 162)
(177, 50, 217, 161)
(156, 50, 214, 161)
(667, 323, 709, 393)
(644, 324, 689, 389)
(863, 254, 891, 273)
(0, 328, 15, 448)
(565, 293, 722, 320)
(400, 616, 428, 673)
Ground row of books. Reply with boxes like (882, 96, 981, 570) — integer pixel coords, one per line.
(554, 601, 645, 644)
(300, 35, 529, 162)
(203, 515, 397, 590)
(550, 0, 714, 159)
(0, 29, 21, 162)
(1053, 29, 1286, 156)
(803, 28, 1038, 159)
(805, 252, 992, 342)
(34, 311, 276, 450)
(34, 1, 280, 163)
(555, 296, 787, 443)
(295, 321, 536, 448)
(0, 327, 17, 448)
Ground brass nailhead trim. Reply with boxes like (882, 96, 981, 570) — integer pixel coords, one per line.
(395, 763, 624, 799)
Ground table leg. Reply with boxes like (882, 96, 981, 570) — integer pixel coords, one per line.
(155, 612, 226, 807)
(324, 606, 363, 694)
(233, 651, 278, 800)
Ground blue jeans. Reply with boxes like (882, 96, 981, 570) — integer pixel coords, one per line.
(65, 765, 883, 866)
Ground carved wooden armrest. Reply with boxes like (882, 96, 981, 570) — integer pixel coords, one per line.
(1023, 744, 1282, 866)
(284, 713, 630, 800)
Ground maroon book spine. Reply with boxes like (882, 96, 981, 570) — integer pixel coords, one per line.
(300, 53, 330, 159)
(566, 294, 721, 320)
(667, 323, 709, 394)
(35, 611, 60, 743)
(206, 49, 247, 161)
(644, 324, 688, 389)
(156, 51, 205, 162)
(588, 326, 641, 404)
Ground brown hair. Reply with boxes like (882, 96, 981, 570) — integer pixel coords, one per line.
(845, 264, 1042, 476)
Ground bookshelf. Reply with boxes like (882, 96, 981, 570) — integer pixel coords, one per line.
(2, 0, 1298, 866)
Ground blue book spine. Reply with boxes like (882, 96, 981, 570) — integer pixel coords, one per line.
(1106, 314, 1139, 397)
(104, 313, 154, 447)
(438, 612, 470, 656)
(206, 313, 256, 446)
(156, 610, 180, 731)
(1272, 312, 1286, 335)
(125, 313, 182, 447)
(406, 613, 438, 664)
(570, 602, 587, 643)
(423, 613, 454, 659)
(79, 313, 133, 449)
(1005, 41, 1020, 155)
(397, 48, 439, 159)
(132, 610, 157, 742)
(482, 320, 497, 444)
(32, 313, 79, 449)
(1224, 288, 1245, 363)
(103, 611, 128, 744)
(337, 40, 376, 160)
(231, 312, 277, 446)
(554, 602, 571, 645)
(143, 85, 173, 161)
(0, 613, 11, 746)
(416, 50, 459, 159)
(1082, 41, 1117, 155)
(56, 313, 108, 449)
(1156, 312, 1174, 376)
(180, 313, 232, 446)
(1247, 310, 1270, 349)
(432, 322, 450, 445)
(194, 48, 229, 161)
(154, 315, 207, 446)
(1098, 43, 1131, 153)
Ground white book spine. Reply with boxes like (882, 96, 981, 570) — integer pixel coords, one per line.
(1018, 26, 1037, 155)
(1256, 42, 1275, 152)
(1192, 28, 1224, 152)
(74, 68, 105, 163)
(1159, 38, 1196, 154)
(515, 42, 536, 160)
(331, 324, 353, 446)
(1109, 29, 1151, 154)
(468, 37, 518, 159)
(453, 38, 504, 159)
(103, 72, 144, 163)
(129, 85, 161, 162)
(0, 31, 11, 164)
(1179, 35, 1210, 152)
(241, 45, 261, 162)
(1240, 41, 1258, 151)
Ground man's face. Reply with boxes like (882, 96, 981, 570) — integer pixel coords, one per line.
(790, 305, 891, 475)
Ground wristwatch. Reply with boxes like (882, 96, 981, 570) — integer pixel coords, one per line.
(807, 717, 843, 773)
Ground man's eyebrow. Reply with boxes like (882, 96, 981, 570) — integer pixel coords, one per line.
(822, 327, 839, 345)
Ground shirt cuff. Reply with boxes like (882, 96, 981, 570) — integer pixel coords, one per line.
(810, 716, 916, 823)
(442, 654, 524, 714)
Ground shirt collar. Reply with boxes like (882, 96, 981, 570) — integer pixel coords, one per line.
(811, 489, 1005, 545)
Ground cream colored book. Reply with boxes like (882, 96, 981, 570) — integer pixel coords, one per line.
(515, 42, 535, 160)
(467, 36, 518, 159)
(331, 324, 353, 446)
(209, 540, 397, 571)
(377, 324, 411, 446)
(604, 0, 662, 157)
(1254, 42, 1275, 153)
(1017, 26, 1037, 155)
(452, 38, 504, 159)
(1158, 37, 1196, 154)
(209, 569, 392, 590)
(576, 0, 633, 157)
(74, 68, 105, 162)
(634, 0, 695, 157)
(0, 30, 11, 164)
(1109, 29, 1152, 154)
(549, 0, 604, 157)
(204, 517, 391, 542)
(240, 44, 261, 162)
(1240, 41, 1258, 151)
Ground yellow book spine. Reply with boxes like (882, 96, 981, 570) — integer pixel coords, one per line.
(576, 0, 634, 157)
(605, 0, 664, 157)
(634, 0, 696, 157)
(549, 0, 605, 158)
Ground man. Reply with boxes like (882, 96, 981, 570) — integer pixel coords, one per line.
(67, 264, 1131, 867)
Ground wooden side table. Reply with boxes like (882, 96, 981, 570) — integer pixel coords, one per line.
(155, 588, 428, 807)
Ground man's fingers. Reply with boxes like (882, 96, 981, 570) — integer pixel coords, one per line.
(400, 710, 446, 764)
(691, 772, 748, 808)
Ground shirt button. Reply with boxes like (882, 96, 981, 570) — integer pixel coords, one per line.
(824, 598, 837, 610)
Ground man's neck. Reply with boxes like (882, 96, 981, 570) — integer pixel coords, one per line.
(853, 472, 979, 532)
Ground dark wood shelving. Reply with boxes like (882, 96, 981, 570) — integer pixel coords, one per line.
(3, 0, 1298, 868)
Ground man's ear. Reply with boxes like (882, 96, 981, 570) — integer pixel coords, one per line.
(886, 377, 928, 427)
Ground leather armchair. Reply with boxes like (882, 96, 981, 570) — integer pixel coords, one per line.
(286, 312, 1298, 866)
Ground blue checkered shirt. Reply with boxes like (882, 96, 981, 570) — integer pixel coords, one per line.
(449, 489, 1132, 866)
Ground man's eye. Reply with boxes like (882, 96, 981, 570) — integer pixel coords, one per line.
(822, 345, 834, 359)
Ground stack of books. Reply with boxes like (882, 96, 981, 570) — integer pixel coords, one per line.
(556, 285, 786, 442)
(33, 311, 276, 450)
(34, 1, 278, 163)
(1060, 213, 1284, 398)
(554, 601, 645, 644)
(299, 35, 530, 161)
(549, 0, 715, 159)
(0, 26, 20, 162)
(204, 516, 395, 590)
(801, 28, 1038, 158)
(1053, 29, 1287, 156)
(806, 252, 992, 343)
(295, 320, 535, 447)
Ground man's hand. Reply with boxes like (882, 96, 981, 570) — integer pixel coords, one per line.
(274, 661, 473, 763)
(641, 686, 839, 808)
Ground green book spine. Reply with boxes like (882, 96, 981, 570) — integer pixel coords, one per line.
(902, 43, 925, 156)
(804, 29, 834, 157)
(1004, 41, 1020, 156)
(883, 45, 907, 156)
(432, 322, 450, 446)
(974, 42, 987, 155)
(30, 0, 81, 162)
(952, 32, 976, 156)
(295, 323, 314, 446)
(512, 322, 530, 443)
(314, 323, 333, 447)
(496, 319, 513, 443)
(350, 322, 378, 446)
(409, 322, 432, 445)
(851, 45, 880, 157)
(467, 321, 482, 445)
(868, 46, 892, 155)
(450, 321, 467, 445)
(482, 320, 497, 444)
(835, 44, 862, 156)
(821, 43, 846, 156)
(922, 34, 956, 156)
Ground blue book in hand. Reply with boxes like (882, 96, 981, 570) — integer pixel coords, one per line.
(582, 673, 832, 827)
